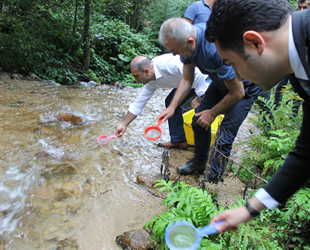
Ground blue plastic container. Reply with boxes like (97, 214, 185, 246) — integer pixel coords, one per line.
(165, 220, 224, 250)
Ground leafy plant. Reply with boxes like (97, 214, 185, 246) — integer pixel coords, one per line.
(238, 90, 302, 181)
(144, 180, 289, 249)
(144, 180, 220, 249)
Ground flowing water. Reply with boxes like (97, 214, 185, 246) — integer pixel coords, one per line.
(0, 73, 257, 249)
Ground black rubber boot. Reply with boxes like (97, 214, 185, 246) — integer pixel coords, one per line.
(177, 158, 208, 175)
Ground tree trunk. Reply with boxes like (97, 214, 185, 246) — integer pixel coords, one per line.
(68, 0, 79, 54)
(82, 0, 91, 72)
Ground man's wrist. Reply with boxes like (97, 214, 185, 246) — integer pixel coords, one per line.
(245, 202, 260, 217)
(197, 94, 205, 102)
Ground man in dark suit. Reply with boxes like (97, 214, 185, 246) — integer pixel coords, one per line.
(298, 0, 309, 11)
(205, 0, 310, 233)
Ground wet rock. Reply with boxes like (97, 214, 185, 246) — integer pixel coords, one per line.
(78, 75, 92, 82)
(39, 201, 54, 215)
(111, 148, 123, 156)
(137, 174, 165, 188)
(1, 72, 11, 81)
(112, 81, 125, 89)
(62, 181, 82, 198)
(10, 73, 24, 80)
(39, 126, 54, 135)
(56, 113, 85, 125)
(115, 229, 153, 250)
(55, 188, 73, 201)
(90, 189, 98, 198)
(97, 185, 109, 195)
(41, 164, 77, 180)
(26, 74, 40, 81)
(66, 203, 82, 214)
(44, 80, 62, 86)
(56, 237, 79, 250)
(36, 149, 73, 162)
(79, 81, 98, 89)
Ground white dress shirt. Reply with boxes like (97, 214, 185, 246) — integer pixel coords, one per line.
(128, 53, 209, 116)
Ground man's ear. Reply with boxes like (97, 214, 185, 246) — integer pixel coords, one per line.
(144, 68, 150, 75)
(187, 36, 196, 48)
(243, 31, 265, 55)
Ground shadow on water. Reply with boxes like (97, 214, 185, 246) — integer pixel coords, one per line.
(0, 73, 257, 249)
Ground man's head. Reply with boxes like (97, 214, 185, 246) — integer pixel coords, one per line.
(205, 0, 294, 89)
(159, 18, 197, 58)
(298, 0, 309, 10)
(130, 56, 154, 84)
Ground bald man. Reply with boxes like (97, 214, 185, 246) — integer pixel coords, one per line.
(114, 53, 209, 149)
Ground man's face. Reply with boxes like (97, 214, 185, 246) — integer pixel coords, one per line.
(298, 1, 309, 10)
(214, 40, 285, 90)
(131, 68, 150, 84)
(164, 37, 194, 59)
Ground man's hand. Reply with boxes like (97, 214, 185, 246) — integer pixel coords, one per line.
(158, 106, 175, 122)
(191, 96, 200, 109)
(210, 206, 253, 234)
(114, 124, 127, 136)
(211, 197, 265, 234)
(195, 109, 215, 130)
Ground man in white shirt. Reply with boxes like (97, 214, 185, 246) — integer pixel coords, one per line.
(114, 53, 209, 149)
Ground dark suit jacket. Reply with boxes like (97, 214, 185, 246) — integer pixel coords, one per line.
(264, 9, 310, 203)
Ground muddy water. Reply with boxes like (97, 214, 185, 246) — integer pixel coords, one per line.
(0, 73, 256, 249)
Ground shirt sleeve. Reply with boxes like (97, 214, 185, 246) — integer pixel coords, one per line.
(209, 48, 236, 81)
(180, 56, 192, 65)
(184, 2, 198, 22)
(128, 84, 156, 116)
(193, 68, 209, 97)
(254, 188, 279, 210)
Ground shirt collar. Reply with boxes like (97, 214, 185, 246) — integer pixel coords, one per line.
(289, 15, 308, 80)
(202, 0, 209, 8)
(153, 61, 162, 80)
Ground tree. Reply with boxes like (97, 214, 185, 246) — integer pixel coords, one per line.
(82, 0, 91, 72)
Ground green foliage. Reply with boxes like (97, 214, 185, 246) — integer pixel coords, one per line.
(0, 0, 83, 84)
(90, 15, 159, 83)
(144, 181, 291, 249)
(144, 180, 219, 249)
(143, 0, 195, 50)
(238, 90, 302, 181)
(0, 1, 159, 85)
(288, 0, 298, 10)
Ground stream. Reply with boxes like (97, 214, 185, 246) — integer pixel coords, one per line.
(0, 73, 257, 249)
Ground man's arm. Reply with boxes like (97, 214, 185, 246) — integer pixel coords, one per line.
(114, 111, 137, 136)
(158, 63, 195, 122)
(115, 83, 156, 135)
(211, 196, 266, 233)
(195, 77, 245, 129)
(184, 17, 193, 24)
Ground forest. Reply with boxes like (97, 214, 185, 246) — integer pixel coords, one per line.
(1, 0, 309, 249)
(0, 0, 196, 85)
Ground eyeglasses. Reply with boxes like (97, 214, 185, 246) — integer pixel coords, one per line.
(298, 5, 309, 10)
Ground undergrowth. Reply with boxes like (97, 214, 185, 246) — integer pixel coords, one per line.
(144, 180, 301, 249)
